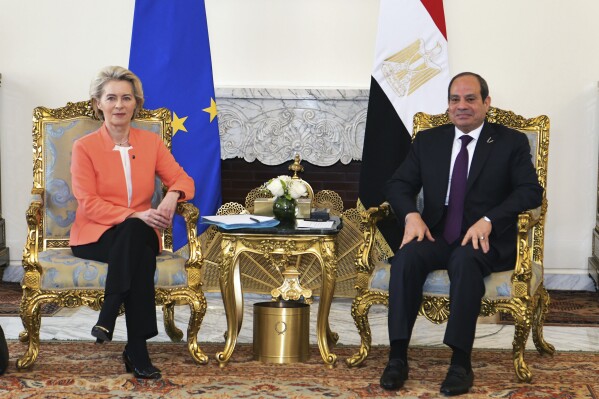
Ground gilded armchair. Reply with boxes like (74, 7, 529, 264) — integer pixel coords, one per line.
(347, 107, 554, 382)
(19, 100, 208, 369)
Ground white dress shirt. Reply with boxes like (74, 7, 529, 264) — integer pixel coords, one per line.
(114, 145, 133, 207)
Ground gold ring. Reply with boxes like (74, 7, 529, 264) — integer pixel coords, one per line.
(479, 236, 485, 240)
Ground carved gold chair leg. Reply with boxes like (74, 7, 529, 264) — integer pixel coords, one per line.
(17, 293, 46, 370)
(532, 286, 556, 356)
(346, 299, 373, 367)
(185, 291, 209, 365)
(162, 301, 184, 342)
(511, 307, 534, 382)
(346, 291, 389, 367)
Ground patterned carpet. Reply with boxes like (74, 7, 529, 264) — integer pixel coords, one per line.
(1, 342, 598, 398)
(499, 290, 599, 326)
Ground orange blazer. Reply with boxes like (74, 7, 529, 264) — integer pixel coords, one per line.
(69, 124, 195, 248)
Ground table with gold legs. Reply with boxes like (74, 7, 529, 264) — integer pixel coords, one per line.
(215, 221, 341, 367)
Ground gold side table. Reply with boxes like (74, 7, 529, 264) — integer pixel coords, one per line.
(215, 217, 342, 367)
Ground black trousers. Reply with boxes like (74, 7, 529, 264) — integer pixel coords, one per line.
(387, 235, 508, 353)
(71, 218, 159, 340)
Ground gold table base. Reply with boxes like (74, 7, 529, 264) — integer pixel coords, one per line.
(271, 267, 313, 303)
(215, 232, 339, 367)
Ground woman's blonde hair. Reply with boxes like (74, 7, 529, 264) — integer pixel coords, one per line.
(89, 66, 145, 120)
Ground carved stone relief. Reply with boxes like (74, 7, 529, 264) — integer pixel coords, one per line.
(215, 88, 368, 166)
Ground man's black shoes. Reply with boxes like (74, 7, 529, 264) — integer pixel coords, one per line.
(380, 358, 409, 390)
(0, 325, 8, 375)
(440, 365, 474, 396)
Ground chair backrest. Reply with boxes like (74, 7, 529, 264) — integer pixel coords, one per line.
(31, 100, 175, 251)
(412, 106, 550, 265)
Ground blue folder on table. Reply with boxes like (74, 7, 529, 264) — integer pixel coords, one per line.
(200, 215, 280, 230)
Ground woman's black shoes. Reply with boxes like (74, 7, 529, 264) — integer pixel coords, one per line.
(92, 327, 161, 379)
(91, 325, 113, 344)
(122, 350, 161, 379)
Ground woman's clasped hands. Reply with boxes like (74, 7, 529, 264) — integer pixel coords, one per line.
(132, 191, 180, 229)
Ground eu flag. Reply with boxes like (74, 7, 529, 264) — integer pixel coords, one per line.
(129, 0, 221, 250)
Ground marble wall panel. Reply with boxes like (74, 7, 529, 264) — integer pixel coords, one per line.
(216, 88, 369, 166)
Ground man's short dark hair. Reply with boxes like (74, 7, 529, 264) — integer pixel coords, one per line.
(447, 72, 489, 101)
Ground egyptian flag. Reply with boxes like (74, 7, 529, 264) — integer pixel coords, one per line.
(358, 0, 450, 250)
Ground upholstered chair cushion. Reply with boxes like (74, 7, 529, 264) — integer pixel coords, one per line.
(368, 259, 543, 299)
(38, 248, 188, 290)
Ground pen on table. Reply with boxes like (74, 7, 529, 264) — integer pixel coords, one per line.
(249, 217, 260, 223)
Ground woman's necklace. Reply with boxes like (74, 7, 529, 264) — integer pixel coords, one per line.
(112, 135, 130, 146)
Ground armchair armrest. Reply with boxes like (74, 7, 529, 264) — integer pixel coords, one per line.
(364, 202, 392, 224)
(355, 202, 393, 276)
(22, 188, 44, 281)
(517, 206, 542, 233)
(176, 201, 204, 288)
(512, 202, 545, 297)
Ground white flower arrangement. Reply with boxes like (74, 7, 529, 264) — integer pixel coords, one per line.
(266, 175, 308, 200)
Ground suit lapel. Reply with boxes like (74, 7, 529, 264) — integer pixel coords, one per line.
(428, 126, 455, 204)
(466, 123, 494, 191)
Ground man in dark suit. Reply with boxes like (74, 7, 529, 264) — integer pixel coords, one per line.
(379, 72, 543, 395)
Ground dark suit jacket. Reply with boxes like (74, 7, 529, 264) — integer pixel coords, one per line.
(385, 122, 543, 269)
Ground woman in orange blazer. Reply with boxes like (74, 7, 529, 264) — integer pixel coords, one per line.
(70, 66, 194, 380)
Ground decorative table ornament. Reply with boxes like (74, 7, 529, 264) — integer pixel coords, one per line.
(266, 175, 308, 224)
(273, 196, 297, 223)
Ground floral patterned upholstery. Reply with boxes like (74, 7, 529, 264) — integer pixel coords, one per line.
(368, 260, 542, 300)
(38, 249, 187, 290)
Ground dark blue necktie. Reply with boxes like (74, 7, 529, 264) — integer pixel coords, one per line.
(443, 135, 474, 243)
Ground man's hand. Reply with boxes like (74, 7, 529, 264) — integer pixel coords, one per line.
(400, 212, 435, 249)
(462, 217, 493, 253)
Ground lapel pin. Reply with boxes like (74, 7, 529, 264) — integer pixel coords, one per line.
(487, 137, 494, 143)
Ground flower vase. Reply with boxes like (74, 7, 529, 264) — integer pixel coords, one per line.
(273, 196, 297, 224)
